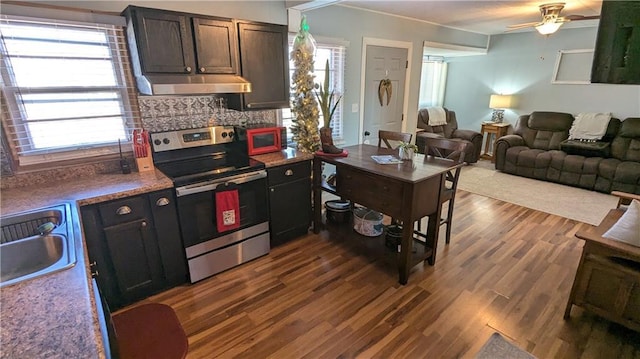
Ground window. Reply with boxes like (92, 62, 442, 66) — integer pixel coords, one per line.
(1, 16, 137, 167)
(280, 38, 346, 143)
(418, 56, 447, 108)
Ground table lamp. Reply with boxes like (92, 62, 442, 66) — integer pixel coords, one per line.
(489, 94, 513, 123)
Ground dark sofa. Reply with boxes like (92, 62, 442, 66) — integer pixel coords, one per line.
(494, 112, 640, 194)
(415, 108, 482, 163)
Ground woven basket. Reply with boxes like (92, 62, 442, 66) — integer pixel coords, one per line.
(353, 207, 384, 236)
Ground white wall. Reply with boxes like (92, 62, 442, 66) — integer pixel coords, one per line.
(445, 27, 640, 131)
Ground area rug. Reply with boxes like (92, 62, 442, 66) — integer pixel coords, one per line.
(474, 333, 537, 359)
(458, 160, 618, 226)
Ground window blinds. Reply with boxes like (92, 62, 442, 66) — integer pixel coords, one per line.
(282, 40, 346, 142)
(0, 15, 139, 166)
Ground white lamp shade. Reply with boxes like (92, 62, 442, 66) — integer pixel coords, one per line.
(489, 94, 513, 109)
(535, 22, 562, 35)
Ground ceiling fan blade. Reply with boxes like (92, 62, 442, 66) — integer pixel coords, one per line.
(507, 21, 542, 29)
(563, 14, 601, 21)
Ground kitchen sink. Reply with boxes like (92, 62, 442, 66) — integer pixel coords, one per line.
(0, 204, 76, 287)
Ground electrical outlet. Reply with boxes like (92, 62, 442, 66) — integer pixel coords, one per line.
(351, 103, 359, 113)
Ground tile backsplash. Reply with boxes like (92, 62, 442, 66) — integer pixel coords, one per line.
(138, 95, 277, 132)
(1, 94, 280, 186)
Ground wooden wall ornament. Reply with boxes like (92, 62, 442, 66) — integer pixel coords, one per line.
(378, 79, 392, 106)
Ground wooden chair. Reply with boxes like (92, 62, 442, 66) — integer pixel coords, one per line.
(378, 130, 412, 149)
(415, 137, 467, 245)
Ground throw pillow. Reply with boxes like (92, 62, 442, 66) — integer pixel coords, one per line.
(603, 199, 640, 247)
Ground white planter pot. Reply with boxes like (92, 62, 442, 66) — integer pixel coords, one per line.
(399, 147, 414, 161)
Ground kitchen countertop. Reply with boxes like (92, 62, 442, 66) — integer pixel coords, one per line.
(0, 169, 172, 359)
(251, 147, 314, 167)
(0, 152, 308, 358)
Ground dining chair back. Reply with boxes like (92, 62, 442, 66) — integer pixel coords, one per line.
(378, 130, 412, 149)
(417, 137, 467, 244)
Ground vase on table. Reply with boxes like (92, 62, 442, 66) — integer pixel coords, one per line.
(399, 147, 414, 160)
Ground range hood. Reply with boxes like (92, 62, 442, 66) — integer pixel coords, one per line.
(135, 74, 252, 95)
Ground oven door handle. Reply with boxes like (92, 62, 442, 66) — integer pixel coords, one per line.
(175, 170, 267, 197)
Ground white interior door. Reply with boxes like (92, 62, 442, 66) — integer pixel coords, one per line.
(363, 45, 408, 145)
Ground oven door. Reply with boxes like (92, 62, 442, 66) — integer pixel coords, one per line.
(175, 170, 269, 249)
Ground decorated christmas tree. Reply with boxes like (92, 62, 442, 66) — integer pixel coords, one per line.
(289, 16, 320, 153)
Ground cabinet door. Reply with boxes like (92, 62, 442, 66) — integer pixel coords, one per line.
(132, 7, 195, 74)
(148, 190, 188, 286)
(81, 206, 122, 309)
(193, 17, 238, 74)
(103, 219, 164, 304)
(235, 22, 290, 110)
(268, 162, 311, 247)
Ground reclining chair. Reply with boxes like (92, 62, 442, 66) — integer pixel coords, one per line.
(415, 107, 482, 163)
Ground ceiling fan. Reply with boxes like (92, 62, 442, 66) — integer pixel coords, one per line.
(507, 2, 600, 35)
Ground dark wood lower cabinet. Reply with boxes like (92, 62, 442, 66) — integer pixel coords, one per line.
(81, 189, 187, 310)
(268, 161, 311, 247)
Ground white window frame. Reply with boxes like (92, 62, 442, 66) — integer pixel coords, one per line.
(418, 55, 448, 109)
(281, 35, 347, 144)
(0, 13, 137, 168)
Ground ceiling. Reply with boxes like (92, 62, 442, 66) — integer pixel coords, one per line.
(291, 0, 602, 35)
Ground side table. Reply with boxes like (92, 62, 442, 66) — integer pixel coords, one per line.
(480, 122, 510, 162)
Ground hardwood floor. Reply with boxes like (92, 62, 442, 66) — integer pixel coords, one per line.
(137, 190, 640, 358)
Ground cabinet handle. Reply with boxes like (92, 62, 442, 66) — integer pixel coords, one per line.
(285, 169, 294, 176)
(91, 270, 99, 278)
(141, 221, 147, 227)
(270, 188, 275, 192)
(156, 197, 170, 207)
(116, 206, 131, 216)
(185, 66, 192, 72)
(200, 67, 206, 72)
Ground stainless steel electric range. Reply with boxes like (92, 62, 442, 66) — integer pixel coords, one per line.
(151, 126, 269, 283)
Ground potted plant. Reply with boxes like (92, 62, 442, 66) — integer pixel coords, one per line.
(398, 141, 418, 160)
(315, 59, 343, 153)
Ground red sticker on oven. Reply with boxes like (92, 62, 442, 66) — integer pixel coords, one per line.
(216, 189, 240, 232)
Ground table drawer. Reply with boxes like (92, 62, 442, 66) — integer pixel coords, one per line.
(337, 167, 403, 215)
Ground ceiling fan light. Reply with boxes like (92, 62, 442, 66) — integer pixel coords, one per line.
(535, 21, 562, 35)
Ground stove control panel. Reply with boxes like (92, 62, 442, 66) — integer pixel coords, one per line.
(151, 126, 236, 152)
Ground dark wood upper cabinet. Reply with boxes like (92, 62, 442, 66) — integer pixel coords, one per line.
(228, 22, 290, 110)
(192, 18, 238, 74)
(591, 0, 640, 84)
(123, 6, 238, 76)
(126, 6, 195, 74)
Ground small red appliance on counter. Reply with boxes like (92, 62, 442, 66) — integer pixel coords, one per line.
(243, 126, 287, 155)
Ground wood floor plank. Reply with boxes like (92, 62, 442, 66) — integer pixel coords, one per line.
(135, 190, 640, 358)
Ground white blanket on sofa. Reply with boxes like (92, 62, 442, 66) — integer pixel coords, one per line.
(568, 112, 612, 140)
(426, 107, 447, 126)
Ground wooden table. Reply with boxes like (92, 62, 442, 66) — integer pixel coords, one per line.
(312, 144, 463, 284)
(564, 208, 640, 332)
(480, 122, 510, 162)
